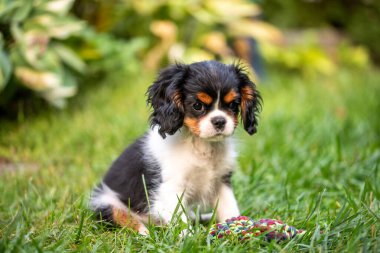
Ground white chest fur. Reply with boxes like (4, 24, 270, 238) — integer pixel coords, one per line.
(146, 127, 237, 213)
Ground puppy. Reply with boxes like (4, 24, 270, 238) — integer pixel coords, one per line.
(90, 60, 261, 235)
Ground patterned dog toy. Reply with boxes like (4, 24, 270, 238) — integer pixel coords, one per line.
(208, 216, 305, 242)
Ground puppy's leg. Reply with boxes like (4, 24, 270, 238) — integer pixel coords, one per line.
(94, 205, 149, 235)
(91, 183, 149, 235)
(112, 208, 149, 235)
(215, 184, 240, 222)
(151, 187, 188, 225)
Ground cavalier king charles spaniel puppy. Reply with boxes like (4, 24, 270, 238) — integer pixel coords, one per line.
(90, 60, 261, 235)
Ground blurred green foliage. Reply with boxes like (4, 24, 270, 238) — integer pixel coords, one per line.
(261, 30, 370, 77)
(0, 0, 376, 109)
(262, 0, 380, 64)
(1, 0, 279, 109)
(0, 0, 86, 107)
(72, 0, 281, 69)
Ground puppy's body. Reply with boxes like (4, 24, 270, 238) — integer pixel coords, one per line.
(90, 61, 261, 234)
(148, 127, 238, 223)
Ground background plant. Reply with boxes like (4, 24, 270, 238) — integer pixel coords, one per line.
(72, 0, 281, 69)
(0, 0, 146, 109)
(0, 0, 88, 107)
(262, 0, 380, 64)
(0, 0, 280, 109)
(260, 29, 370, 77)
(2, 0, 374, 109)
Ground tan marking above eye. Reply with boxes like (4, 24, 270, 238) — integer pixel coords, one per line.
(197, 92, 213, 105)
(223, 90, 238, 104)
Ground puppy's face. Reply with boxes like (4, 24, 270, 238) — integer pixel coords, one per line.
(147, 61, 261, 140)
(182, 84, 240, 140)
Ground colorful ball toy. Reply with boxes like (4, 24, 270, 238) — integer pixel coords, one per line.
(208, 216, 305, 243)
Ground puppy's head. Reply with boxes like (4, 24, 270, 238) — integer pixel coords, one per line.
(147, 61, 262, 139)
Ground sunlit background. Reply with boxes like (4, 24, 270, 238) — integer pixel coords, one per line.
(0, 0, 377, 108)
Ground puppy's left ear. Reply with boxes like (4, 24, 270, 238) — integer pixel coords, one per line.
(147, 63, 188, 138)
(232, 64, 262, 135)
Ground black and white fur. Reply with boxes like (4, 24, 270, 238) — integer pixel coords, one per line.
(90, 61, 261, 235)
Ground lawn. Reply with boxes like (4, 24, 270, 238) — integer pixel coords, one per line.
(0, 66, 379, 252)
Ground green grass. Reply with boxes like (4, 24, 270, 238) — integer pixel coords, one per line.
(0, 67, 379, 252)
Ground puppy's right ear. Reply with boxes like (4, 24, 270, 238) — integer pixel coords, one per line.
(147, 63, 188, 138)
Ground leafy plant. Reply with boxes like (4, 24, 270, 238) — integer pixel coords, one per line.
(0, 34, 11, 92)
(261, 0, 380, 64)
(260, 30, 371, 77)
(73, 0, 282, 70)
(0, 0, 281, 109)
(0, 0, 86, 107)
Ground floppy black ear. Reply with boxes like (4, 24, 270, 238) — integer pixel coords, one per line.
(232, 64, 262, 135)
(146, 63, 188, 138)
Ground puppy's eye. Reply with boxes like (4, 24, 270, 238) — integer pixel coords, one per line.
(193, 102, 204, 111)
(229, 101, 239, 110)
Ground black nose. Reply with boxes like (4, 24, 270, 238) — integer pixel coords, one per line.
(211, 116, 226, 131)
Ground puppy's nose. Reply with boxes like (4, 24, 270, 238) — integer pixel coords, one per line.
(211, 116, 226, 131)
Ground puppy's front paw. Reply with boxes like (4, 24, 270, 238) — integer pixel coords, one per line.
(180, 228, 189, 238)
(138, 225, 149, 236)
(179, 226, 194, 238)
